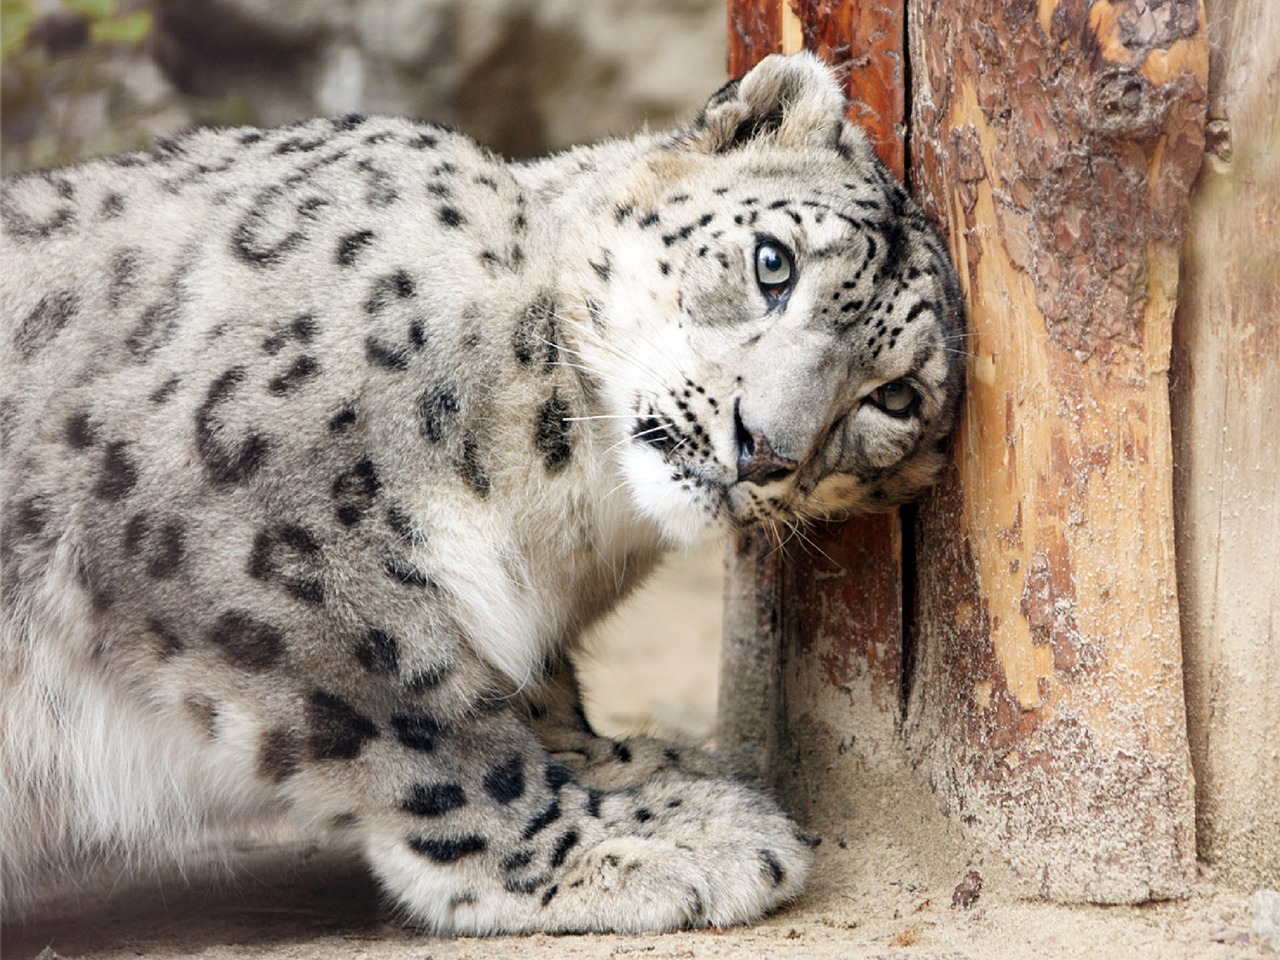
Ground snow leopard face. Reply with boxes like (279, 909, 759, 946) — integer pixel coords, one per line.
(563, 55, 964, 544)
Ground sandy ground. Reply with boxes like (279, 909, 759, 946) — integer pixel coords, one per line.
(3, 544, 1275, 959)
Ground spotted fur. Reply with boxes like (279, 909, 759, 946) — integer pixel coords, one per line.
(0, 54, 962, 934)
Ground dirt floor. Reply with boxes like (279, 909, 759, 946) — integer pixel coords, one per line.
(3, 545, 1276, 959)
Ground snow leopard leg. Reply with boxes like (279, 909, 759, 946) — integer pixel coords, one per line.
(263, 651, 813, 933)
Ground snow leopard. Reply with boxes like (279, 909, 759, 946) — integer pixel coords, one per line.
(0, 53, 964, 933)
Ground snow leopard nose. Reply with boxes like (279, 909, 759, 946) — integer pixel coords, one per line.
(735, 401, 798, 486)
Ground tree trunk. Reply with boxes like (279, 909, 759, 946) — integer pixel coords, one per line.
(1173, 0, 1280, 888)
(903, 0, 1206, 901)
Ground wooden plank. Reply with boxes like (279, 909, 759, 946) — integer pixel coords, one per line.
(1172, 0, 1280, 887)
(904, 0, 1206, 901)
(719, 1, 910, 804)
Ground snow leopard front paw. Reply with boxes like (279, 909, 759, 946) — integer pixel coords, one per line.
(459, 775, 816, 933)
(551, 777, 817, 932)
(367, 765, 816, 934)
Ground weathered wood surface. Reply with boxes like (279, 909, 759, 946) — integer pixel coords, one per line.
(719, 0, 909, 810)
(904, 0, 1207, 901)
(1173, 0, 1280, 888)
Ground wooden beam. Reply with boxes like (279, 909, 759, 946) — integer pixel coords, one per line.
(905, 0, 1207, 901)
(1173, 0, 1280, 888)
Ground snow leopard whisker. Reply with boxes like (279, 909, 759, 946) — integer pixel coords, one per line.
(555, 314, 675, 386)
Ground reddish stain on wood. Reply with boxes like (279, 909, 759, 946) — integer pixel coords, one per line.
(727, 0, 783, 81)
(789, 0, 906, 172)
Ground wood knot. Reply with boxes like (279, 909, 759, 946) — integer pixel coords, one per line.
(1087, 67, 1164, 139)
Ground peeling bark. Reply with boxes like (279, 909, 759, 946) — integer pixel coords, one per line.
(905, 0, 1206, 901)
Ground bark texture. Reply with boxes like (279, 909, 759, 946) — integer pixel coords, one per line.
(904, 0, 1207, 901)
(1173, 0, 1280, 888)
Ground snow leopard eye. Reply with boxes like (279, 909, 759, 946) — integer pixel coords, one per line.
(865, 379, 917, 417)
(755, 240, 794, 306)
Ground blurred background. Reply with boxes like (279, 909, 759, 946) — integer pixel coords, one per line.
(2, 0, 726, 172)
(1, 0, 728, 742)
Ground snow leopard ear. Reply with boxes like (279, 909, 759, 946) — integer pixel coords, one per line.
(688, 52, 846, 153)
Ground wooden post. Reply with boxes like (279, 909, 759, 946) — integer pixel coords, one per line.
(1172, 0, 1280, 888)
(904, 0, 1207, 900)
(720, 1, 909, 828)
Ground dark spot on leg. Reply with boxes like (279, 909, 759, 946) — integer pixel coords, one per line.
(588, 251, 612, 282)
(586, 788, 604, 818)
(196, 368, 271, 485)
(308, 690, 379, 761)
(328, 405, 358, 432)
(483, 754, 525, 805)
(634, 808, 653, 823)
(100, 192, 125, 219)
(457, 432, 491, 498)
(268, 355, 320, 394)
(332, 457, 380, 526)
(365, 270, 416, 313)
(149, 618, 185, 658)
(263, 314, 318, 354)
(383, 554, 432, 588)
(759, 848, 785, 886)
(95, 441, 138, 500)
(418, 385, 459, 444)
(504, 875, 548, 895)
(408, 835, 486, 863)
(535, 390, 572, 473)
(405, 664, 450, 694)
(385, 506, 414, 541)
(76, 557, 114, 611)
(64, 410, 98, 449)
(150, 376, 180, 404)
(390, 712, 449, 752)
(549, 829, 579, 869)
(544, 763, 573, 792)
(521, 799, 561, 840)
(354, 628, 399, 675)
(438, 206, 466, 228)
(336, 229, 376, 266)
(107, 248, 143, 309)
(512, 292, 557, 367)
(258, 727, 301, 782)
(501, 849, 533, 871)
(123, 512, 150, 555)
(401, 782, 467, 817)
(147, 520, 186, 579)
(207, 610, 284, 670)
(540, 884, 559, 907)
(248, 523, 324, 604)
(365, 337, 411, 371)
(611, 741, 632, 764)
